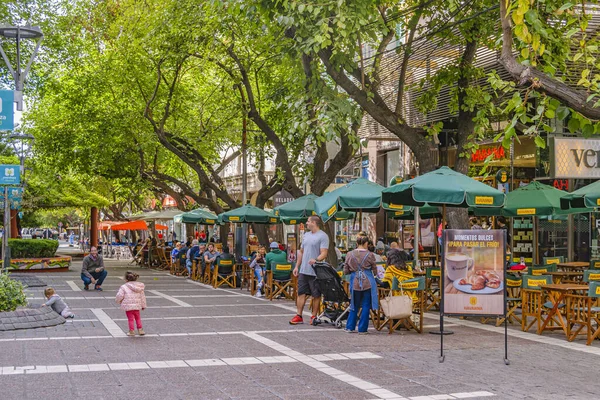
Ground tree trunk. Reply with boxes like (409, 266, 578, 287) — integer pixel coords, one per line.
(322, 220, 339, 267)
(253, 223, 269, 247)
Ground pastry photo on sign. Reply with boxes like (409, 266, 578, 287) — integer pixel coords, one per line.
(444, 232, 504, 295)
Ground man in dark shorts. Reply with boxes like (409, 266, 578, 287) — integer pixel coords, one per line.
(290, 216, 329, 325)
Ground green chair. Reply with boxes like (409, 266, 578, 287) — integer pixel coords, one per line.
(589, 258, 600, 270)
(565, 282, 600, 345)
(543, 256, 565, 266)
(425, 268, 442, 311)
(266, 263, 295, 300)
(583, 270, 600, 283)
(528, 264, 557, 276)
(521, 274, 552, 332)
(213, 259, 236, 288)
(387, 277, 426, 334)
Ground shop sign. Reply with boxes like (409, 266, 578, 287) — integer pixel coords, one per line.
(552, 179, 568, 191)
(471, 145, 506, 163)
(550, 137, 600, 178)
(495, 169, 509, 184)
(443, 229, 506, 316)
(273, 190, 294, 207)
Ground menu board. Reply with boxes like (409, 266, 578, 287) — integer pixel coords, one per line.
(443, 229, 506, 316)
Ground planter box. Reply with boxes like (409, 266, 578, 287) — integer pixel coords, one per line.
(0, 256, 72, 272)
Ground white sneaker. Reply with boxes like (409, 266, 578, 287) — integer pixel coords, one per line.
(255, 291, 262, 298)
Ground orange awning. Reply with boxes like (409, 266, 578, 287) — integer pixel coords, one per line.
(98, 221, 121, 231)
(110, 221, 168, 231)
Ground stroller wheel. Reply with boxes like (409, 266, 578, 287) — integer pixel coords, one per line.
(335, 320, 343, 329)
(311, 318, 322, 326)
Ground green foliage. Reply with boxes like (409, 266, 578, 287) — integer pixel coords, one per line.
(8, 239, 59, 258)
(0, 274, 27, 313)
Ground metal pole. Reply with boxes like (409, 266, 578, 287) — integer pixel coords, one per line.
(414, 206, 420, 268)
(3, 186, 10, 273)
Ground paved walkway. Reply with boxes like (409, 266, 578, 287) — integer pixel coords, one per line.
(1, 260, 598, 399)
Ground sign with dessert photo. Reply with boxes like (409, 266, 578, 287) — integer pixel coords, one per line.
(443, 229, 506, 316)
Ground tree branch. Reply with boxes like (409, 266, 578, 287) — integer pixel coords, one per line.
(499, 0, 600, 120)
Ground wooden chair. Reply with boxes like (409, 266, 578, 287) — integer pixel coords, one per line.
(265, 263, 295, 300)
(213, 259, 236, 288)
(372, 286, 390, 331)
(583, 270, 600, 283)
(384, 277, 426, 334)
(528, 264, 557, 276)
(425, 267, 441, 311)
(565, 282, 600, 345)
(542, 256, 565, 265)
(496, 274, 523, 326)
(521, 274, 552, 332)
(203, 260, 214, 284)
(419, 252, 432, 267)
(589, 258, 600, 270)
(157, 248, 171, 271)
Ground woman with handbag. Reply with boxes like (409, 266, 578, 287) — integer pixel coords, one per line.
(343, 235, 378, 334)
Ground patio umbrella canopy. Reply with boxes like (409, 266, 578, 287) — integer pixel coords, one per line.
(274, 194, 318, 218)
(110, 220, 168, 231)
(275, 194, 355, 225)
(174, 209, 219, 224)
(129, 209, 183, 221)
(219, 204, 279, 224)
(314, 178, 385, 222)
(382, 166, 505, 208)
(501, 181, 590, 217)
(560, 180, 600, 210)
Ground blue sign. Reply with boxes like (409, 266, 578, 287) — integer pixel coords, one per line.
(0, 91, 14, 131)
(0, 165, 20, 185)
(0, 187, 22, 200)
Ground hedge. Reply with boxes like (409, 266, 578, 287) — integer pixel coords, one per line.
(0, 274, 27, 312)
(8, 239, 59, 258)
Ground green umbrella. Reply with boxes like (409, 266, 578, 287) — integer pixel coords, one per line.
(314, 178, 385, 222)
(560, 180, 600, 210)
(385, 204, 441, 220)
(501, 181, 590, 217)
(218, 204, 279, 224)
(382, 166, 505, 209)
(174, 209, 219, 224)
(275, 194, 356, 225)
(274, 194, 318, 219)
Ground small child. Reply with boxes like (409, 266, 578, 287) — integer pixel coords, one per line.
(42, 287, 74, 318)
(115, 271, 147, 336)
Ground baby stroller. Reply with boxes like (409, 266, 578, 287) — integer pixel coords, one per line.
(312, 262, 349, 328)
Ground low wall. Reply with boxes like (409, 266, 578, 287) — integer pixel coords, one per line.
(1, 256, 72, 272)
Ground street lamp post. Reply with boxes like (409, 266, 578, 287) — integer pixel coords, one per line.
(0, 25, 43, 111)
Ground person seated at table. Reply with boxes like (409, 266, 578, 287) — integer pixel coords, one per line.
(170, 241, 181, 264)
(185, 240, 200, 278)
(196, 243, 207, 276)
(216, 245, 235, 264)
(381, 249, 416, 300)
(250, 245, 267, 296)
(390, 241, 399, 249)
(408, 235, 424, 257)
(265, 242, 288, 270)
(369, 241, 384, 263)
(204, 243, 220, 271)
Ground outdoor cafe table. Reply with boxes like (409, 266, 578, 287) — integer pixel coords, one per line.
(547, 271, 584, 284)
(557, 261, 589, 272)
(538, 284, 589, 336)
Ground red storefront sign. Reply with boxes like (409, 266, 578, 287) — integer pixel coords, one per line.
(471, 145, 506, 163)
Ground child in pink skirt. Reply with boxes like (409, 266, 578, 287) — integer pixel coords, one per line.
(116, 271, 147, 336)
